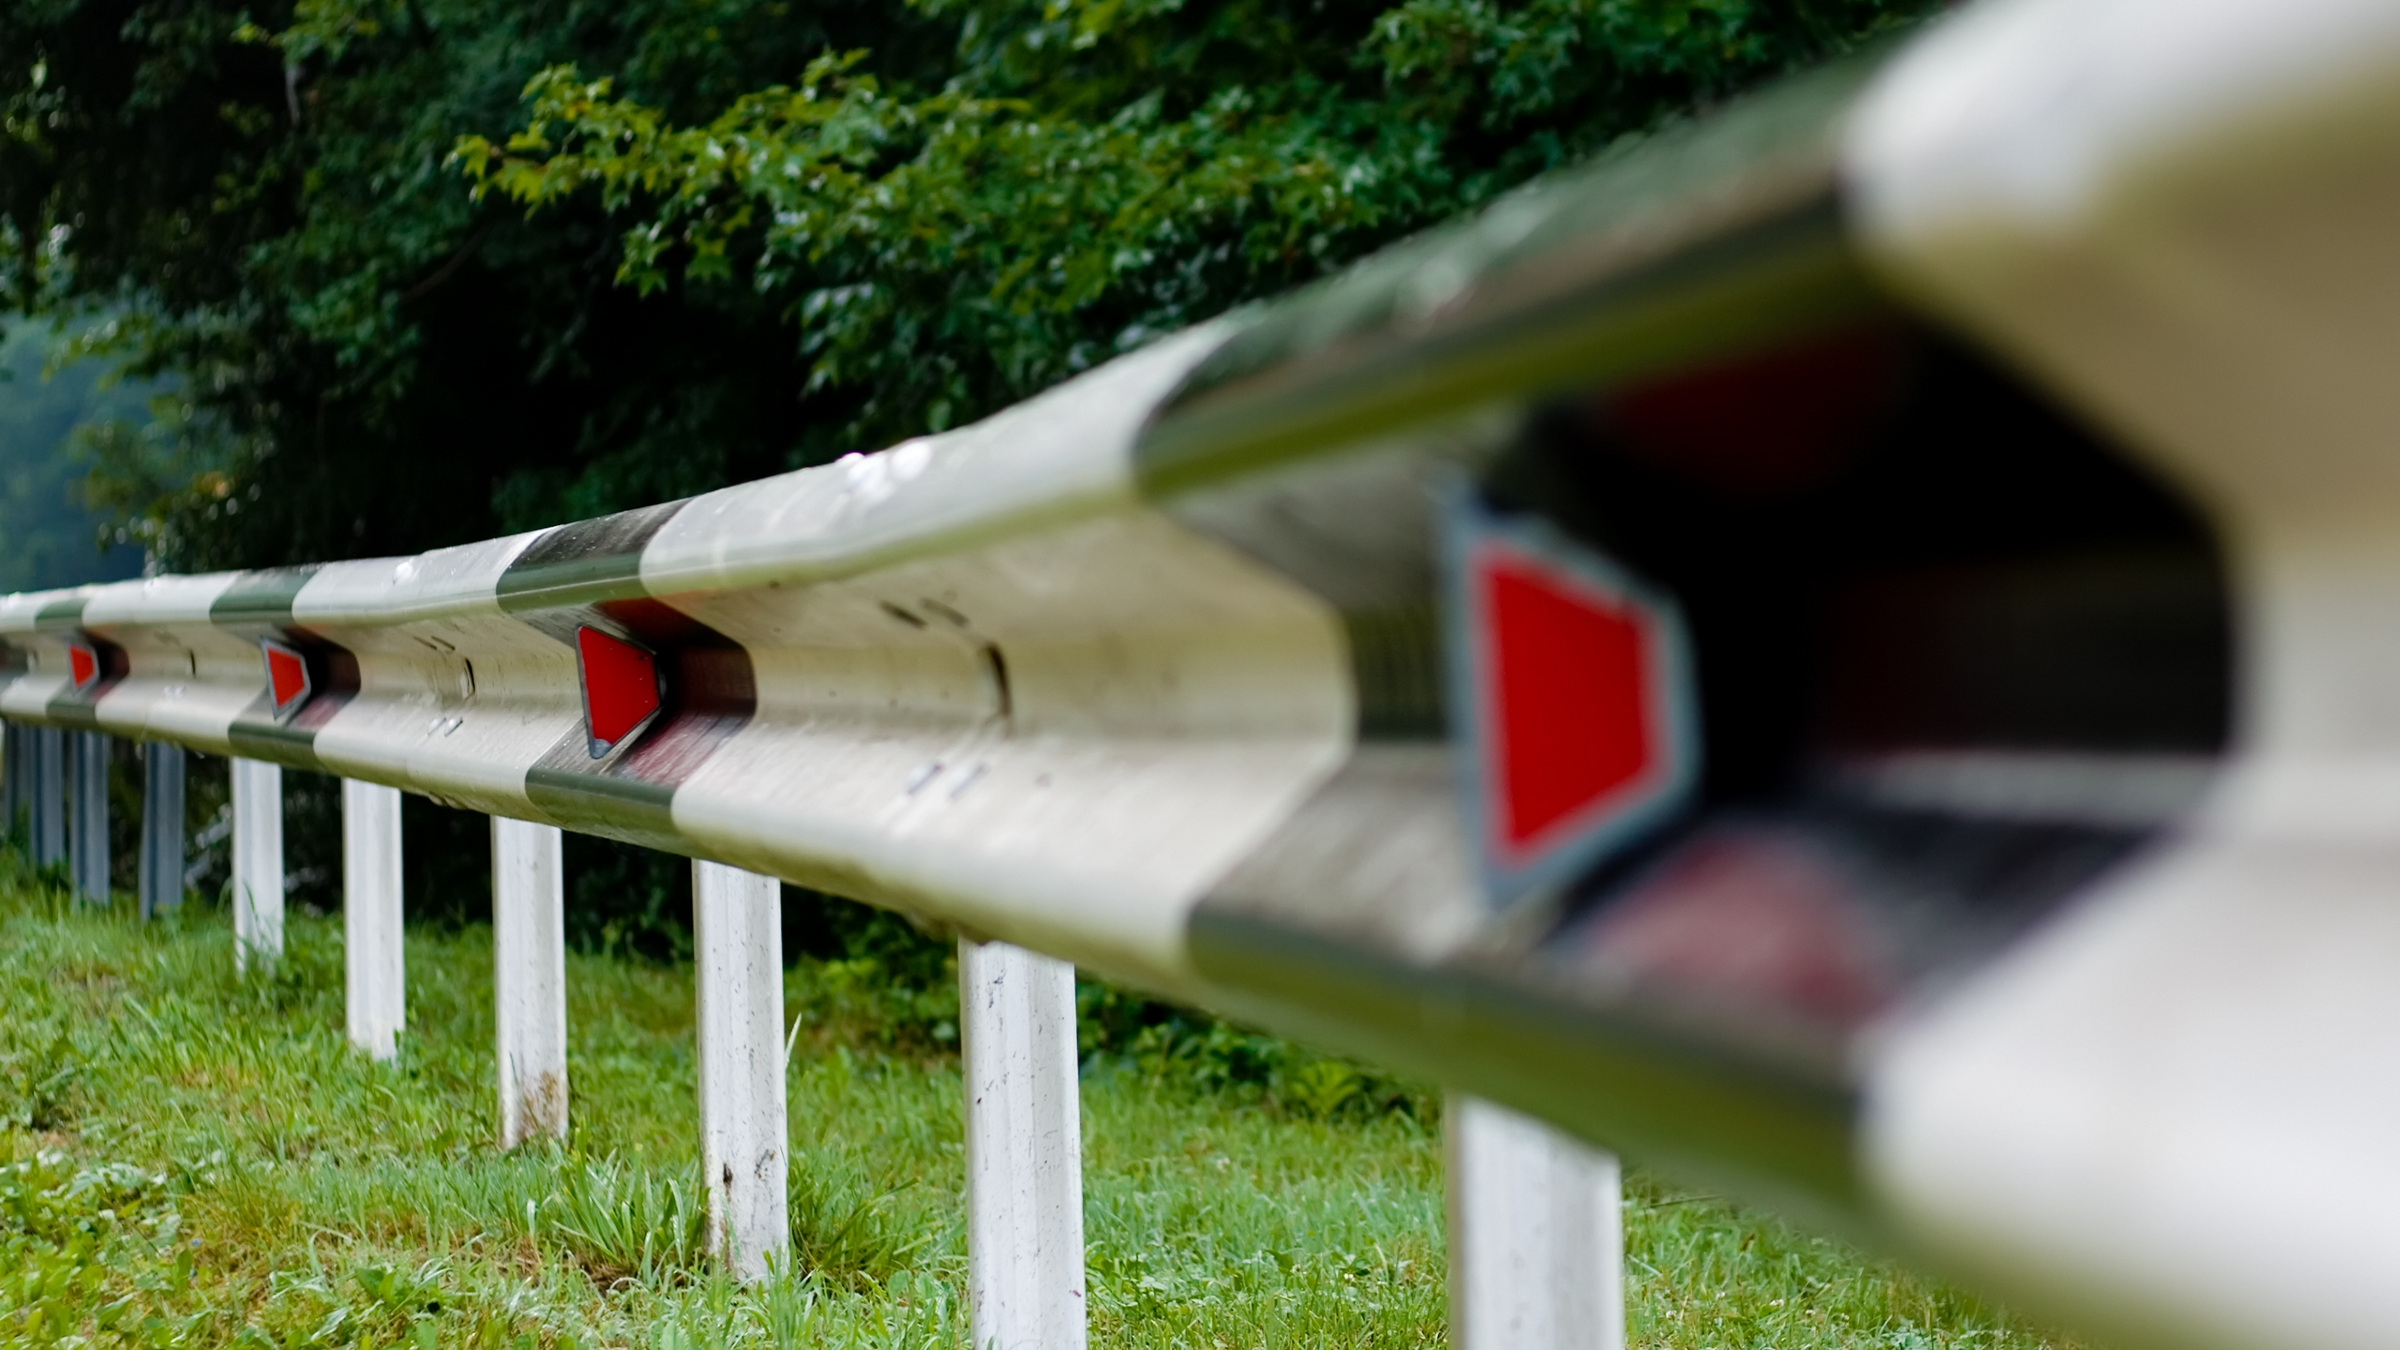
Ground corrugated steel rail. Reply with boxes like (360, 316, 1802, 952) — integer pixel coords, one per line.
(8, 0, 2400, 1344)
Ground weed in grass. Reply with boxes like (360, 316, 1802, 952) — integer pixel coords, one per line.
(544, 1157, 707, 1289)
(789, 1164, 930, 1289)
(0, 1025, 81, 1132)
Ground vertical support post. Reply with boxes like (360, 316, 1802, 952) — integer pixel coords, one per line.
(61, 731, 80, 880)
(960, 938, 1086, 1350)
(492, 815, 567, 1146)
(31, 726, 64, 869)
(2, 723, 20, 841)
(1447, 1096, 1625, 1350)
(693, 860, 788, 1281)
(231, 757, 284, 972)
(138, 743, 185, 918)
(343, 779, 405, 1060)
(67, 731, 109, 904)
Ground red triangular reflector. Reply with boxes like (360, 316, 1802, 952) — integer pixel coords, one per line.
(577, 626, 662, 756)
(261, 639, 313, 717)
(67, 641, 97, 690)
(1479, 551, 1659, 853)
(1452, 508, 1698, 907)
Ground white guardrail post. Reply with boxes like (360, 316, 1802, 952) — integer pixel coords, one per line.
(343, 779, 405, 1060)
(961, 938, 1086, 1350)
(1449, 1097, 1625, 1350)
(137, 743, 184, 918)
(231, 757, 283, 970)
(31, 726, 63, 870)
(66, 731, 108, 904)
(492, 815, 568, 1146)
(692, 860, 788, 1281)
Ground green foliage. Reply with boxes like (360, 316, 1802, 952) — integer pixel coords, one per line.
(0, 1148, 194, 1350)
(2, 0, 1935, 579)
(2, 0, 928, 570)
(454, 0, 1932, 448)
(533, 1156, 709, 1288)
(775, 887, 1425, 1120)
(1077, 980, 1425, 1122)
(788, 1157, 933, 1290)
(0, 1025, 82, 1133)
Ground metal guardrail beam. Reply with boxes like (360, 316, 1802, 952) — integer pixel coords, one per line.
(7, 0, 2400, 1345)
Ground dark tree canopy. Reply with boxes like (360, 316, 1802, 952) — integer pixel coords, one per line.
(1, 0, 1933, 575)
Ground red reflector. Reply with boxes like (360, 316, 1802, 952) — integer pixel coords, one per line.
(1482, 556, 1654, 850)
(260, 639, 313, 719)
(577, 626, 663, 757)
(66, 641, 98, 691)
(1452, 506, 1697, 907)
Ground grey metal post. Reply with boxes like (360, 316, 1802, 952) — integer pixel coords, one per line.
(32, 726, 65, 869)
(139, 743, 185, 918)
(2, 723, 20, 841)
(68, 731, 110, 904)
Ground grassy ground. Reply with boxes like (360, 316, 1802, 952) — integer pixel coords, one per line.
(0, 852, 2064, 1350)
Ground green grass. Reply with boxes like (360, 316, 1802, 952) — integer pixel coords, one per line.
(0, 852, 2065, 1350)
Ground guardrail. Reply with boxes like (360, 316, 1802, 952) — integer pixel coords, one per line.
(4, 0, 2400, 1345)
